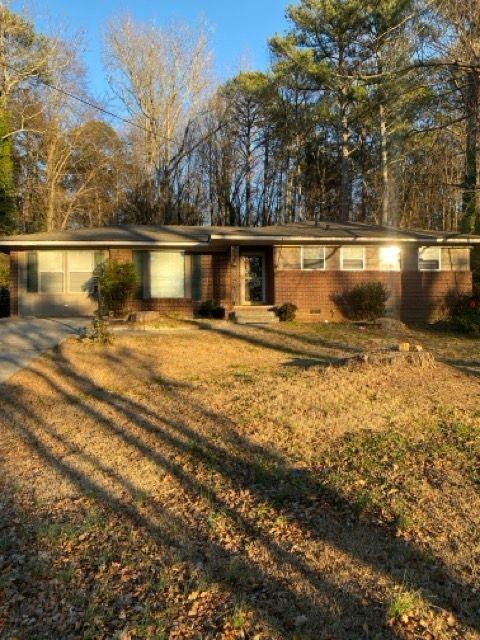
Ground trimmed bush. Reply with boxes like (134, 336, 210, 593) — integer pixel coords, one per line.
(334, 282, 390, 321)
(446, 288, 480, 334)
(197, 300, 226, 320)
(276, 302, 298, 322)
(94, 261, 138, 317)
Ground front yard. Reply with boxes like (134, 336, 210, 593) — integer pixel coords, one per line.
(0, 322, 479, 639)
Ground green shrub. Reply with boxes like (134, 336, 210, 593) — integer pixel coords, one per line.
(447, 288, 480, 334)
(276, 302, 298, 322)
(0, 254, 9, 288)
(334, 282, 390, 321)
(94, 261, 138, 317)
(197, 300, 226, 320)
(84, 317, 113, 345)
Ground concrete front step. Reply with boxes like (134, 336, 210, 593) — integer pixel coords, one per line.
(232, 307, 279, 325)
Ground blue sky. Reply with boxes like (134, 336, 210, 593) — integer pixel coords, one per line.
(16, 1, 289, 99)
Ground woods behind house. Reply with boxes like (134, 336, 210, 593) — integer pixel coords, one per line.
(1, 0, 480, 234)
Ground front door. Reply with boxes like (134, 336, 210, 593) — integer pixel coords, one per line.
(241, 253, 266, 305)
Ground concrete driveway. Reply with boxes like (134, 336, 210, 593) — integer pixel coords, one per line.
(0, 318, 90, 384)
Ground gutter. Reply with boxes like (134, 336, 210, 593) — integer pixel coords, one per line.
(0, 240, 208, 248)
(209, 234, 480, 244)
(0, 235, 479, 249)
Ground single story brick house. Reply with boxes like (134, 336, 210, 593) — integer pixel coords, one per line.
(1, 221, 479, 323)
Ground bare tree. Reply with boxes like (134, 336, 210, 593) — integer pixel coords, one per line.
(0, 2, 66, 231)
(435, 0, 480, 232)
(104, 14, 214, 221)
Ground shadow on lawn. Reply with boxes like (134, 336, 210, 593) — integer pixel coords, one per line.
(442, 357, 480, 378)
(194, 321, 344, 365)
(225, 321, 480, 379)
(252, 324, 365, 355)
(1, 341, 479, 639)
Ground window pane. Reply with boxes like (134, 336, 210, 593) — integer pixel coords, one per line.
(379, 246, 401, 271)
(38, 251, 64, 272)
(68, 251, 93, 272)
(67, 251, 94, 293)
(342, 247, 364, 270)
(150, 252, 185, 298)
(40, 272, 63, 294)
(445, 248, 469, 271)
(419, 247, 440, 271)
(69, 273, 94, 293)
(303, 247, 325, 270)
(38, 251, 64, 293)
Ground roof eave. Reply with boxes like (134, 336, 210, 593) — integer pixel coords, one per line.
(209, 234, 480, 244)
(0, 239, 209, 248)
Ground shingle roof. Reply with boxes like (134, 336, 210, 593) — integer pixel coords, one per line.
(0, 225, 211, 245)
(207, 221, 471, 241)
(0, 221, 479, 248)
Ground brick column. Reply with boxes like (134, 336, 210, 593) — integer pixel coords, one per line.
(230, 246, 240, 307)
(9, 251, 19, 317)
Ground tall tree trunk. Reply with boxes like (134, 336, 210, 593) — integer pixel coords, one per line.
(359, 125, 368, 222)
(339, 107, 352, 222)
(380, 102, 390, 226)
(0, 19, 16, 234)
(262, 132, 270, 226)
(461, 69, 479, 233)
(45, 141, 57, 232)
(245, 123, 253, 227)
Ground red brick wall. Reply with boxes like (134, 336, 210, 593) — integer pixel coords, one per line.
(199, 253, 231, 307)
(401, 271, 472, 322)
(9, 251, 19, 317)
(109, 248, 134, 264)
(131, 298, 195, 315)
(274, 269, 473, 323)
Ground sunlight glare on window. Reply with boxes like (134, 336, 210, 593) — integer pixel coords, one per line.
(379, 246, 401, 271)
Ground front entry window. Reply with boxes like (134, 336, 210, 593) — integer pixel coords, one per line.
(242, 254, 265, 304)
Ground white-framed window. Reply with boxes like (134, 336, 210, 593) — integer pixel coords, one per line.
(301, 246, 326, 270)
(27, 250, 103, 295)
(38, 251, 65, 294)
(341, 246, 365, 271)
(419, 246, 441, 271)
(379, 246, 401, 271)
(150, 252, 185, 298)
(67, 251, 95, 293)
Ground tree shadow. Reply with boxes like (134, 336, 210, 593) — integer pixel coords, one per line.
(192, 321, 345, 365)
(0, 342, 478, 639)
(251, 324, 365, 355)
(442, 357, 480, 378)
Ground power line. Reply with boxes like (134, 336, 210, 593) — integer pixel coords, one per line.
(1, 60, 225, 168)
(1, 60, 154, 135)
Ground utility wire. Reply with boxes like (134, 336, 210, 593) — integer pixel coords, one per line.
(1, 60, 154, 135)
(1, 60, 226, 168)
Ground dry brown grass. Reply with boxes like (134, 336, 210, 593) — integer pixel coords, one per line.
(0, 323, 479, 639)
